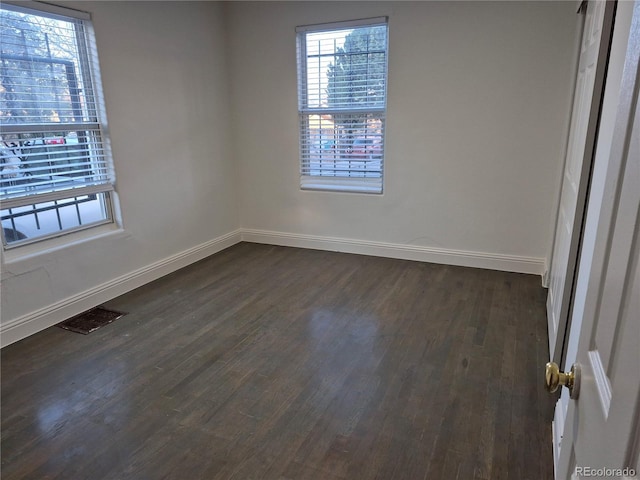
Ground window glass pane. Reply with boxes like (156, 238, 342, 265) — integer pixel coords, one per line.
(1, 129, 108, 198)
(1, 191, 110, 245)
(303, 25, 387, 109)
(0, 9, 97, 124)
(301, 113, 384, 178)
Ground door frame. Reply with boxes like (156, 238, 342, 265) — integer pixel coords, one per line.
(551, 0, 640, 475)
(546, 0, 616, 366)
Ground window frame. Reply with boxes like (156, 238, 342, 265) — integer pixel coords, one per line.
(296, 17, 389, 194)
(0, 0, 117, 249)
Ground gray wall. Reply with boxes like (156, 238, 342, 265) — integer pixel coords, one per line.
(229, 1, 577, 262)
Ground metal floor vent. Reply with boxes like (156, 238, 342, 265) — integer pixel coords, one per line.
(57, 307, 127, 335)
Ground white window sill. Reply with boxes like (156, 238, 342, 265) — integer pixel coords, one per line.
(300, 176, 383, 194)
(2, 223, 130, 271)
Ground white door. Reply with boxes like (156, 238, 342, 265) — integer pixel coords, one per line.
(547, 0, 615, 364)
(553, 2, 640, 477)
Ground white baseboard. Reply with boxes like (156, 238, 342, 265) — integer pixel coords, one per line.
(542, 258, 550, 288)
(0, 229, 242, 347)
(241, 229, 546, 276)
(2, 227, 546, 347)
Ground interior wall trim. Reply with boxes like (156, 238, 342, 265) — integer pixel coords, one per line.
(241, 229, 546, 276)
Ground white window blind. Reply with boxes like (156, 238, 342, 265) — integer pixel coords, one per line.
(1, 2, 115, 246)
(296, 18, 388, 193)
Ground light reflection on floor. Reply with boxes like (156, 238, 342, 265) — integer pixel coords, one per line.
(37, 359, 129, 438)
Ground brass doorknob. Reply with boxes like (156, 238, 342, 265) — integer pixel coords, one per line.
(545, 362, 581, 399)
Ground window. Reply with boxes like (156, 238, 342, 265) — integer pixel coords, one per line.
(1, 2, 115, 248)
(296, 17, 388, 194)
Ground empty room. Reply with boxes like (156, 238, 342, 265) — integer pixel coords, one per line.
(1, 1, 638, 479)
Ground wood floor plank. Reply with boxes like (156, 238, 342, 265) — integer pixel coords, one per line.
(1, 243, 555, 479)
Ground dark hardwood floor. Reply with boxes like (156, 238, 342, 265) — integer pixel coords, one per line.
(1, 243, 555, 479)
